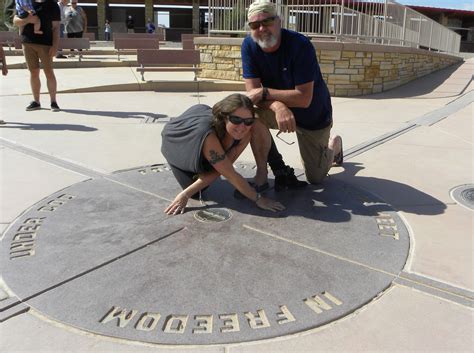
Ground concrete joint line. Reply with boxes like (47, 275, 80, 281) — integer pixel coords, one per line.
(0, 137, 106, 179)
(243, 225, 474, 307)
(344, 124, 418, 161)
(0, 137, 173, 202)
(413, 89, 473, 126)
(344, 90, 473, 161)
(0, 227, 185, 318)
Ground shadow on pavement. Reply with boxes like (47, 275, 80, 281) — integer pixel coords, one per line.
(0, 122, 97, 131)
(62, 109, 168, 121)
(193, 162, 446, 222)
(332, 162, 447, 216)
(359, 61, 468, 99)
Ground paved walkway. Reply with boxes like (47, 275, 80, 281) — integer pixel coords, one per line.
(0, 49, 472, 352)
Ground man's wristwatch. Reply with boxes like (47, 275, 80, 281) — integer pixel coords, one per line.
(261, 87, 269, 101)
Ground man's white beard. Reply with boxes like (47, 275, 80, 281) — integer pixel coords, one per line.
(252, 33, 278, 49)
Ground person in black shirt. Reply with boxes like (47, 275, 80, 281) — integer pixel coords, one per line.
(13, 0, 61, 111)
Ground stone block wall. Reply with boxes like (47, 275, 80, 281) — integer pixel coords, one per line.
(194, 38, 462, 97)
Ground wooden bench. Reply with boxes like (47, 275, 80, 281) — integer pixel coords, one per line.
(113, 33, 165, 41)
(57, 37, 90, 61)
(114, 38, 160, 60)
(136, 49, 201, 81)
(181, 34, 207, 50)
(0, 31, 21, 50)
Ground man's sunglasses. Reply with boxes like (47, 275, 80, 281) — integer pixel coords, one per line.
(248, 16, 277, 30)
(228, 115, 257, 126)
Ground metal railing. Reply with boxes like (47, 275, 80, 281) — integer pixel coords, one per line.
(207, 0, 461, 54)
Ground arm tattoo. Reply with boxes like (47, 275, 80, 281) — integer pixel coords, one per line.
(208, 149, 226, 165)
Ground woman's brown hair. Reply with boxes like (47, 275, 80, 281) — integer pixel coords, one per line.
(212, 93, 255, 140)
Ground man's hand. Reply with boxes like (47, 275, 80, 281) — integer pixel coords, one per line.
(273, 102, 296, 133)
(246, 87, 263, 104)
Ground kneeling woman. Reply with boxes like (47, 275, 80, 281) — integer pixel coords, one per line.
(161, 94, 285, 215)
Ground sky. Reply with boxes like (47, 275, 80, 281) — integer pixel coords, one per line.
(397, 0, 474, 11)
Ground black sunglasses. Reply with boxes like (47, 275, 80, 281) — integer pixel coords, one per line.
(248, 16, 277, 30)
(228, 115, 257, 126)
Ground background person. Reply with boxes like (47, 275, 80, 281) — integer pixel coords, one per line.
(146, 18, 155, 34)
(104, 19, 111, 41)
(13, 0, 61, 112)
(161, 93, 285, 215)
(56, 0, 68, 58)
(242, 0, 342, 190)
(126, 15, 134, 33)
(64, 0, 87, 57)
(0, 46, 7, 124)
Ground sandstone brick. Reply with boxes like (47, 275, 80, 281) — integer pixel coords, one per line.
(365, 66, 380, 79)
(200, 63, 216, 70)
(380, 63, 394, 70)
(347, 89, 363, 96)
(373, 84, 383, 93)
(335, 68, 359, 74)
(383, 80, 401, 91)
(214, 57, 234, 64)
(216, 64, 235, 70)
(320, 63, 335, 74)
(200, 53, 213, 63)
(212, 70, 240, 81)
(327, 74, 351, 84)
(350, 74, 365, 82)
(358, 82, 373, 89)
(334, 89, 348, 96)
(350, 58, 363, 66)
(335, 60, 350, 69)
(342, 51, 356, 58)
(222, 50, 241, 58)
(320, 50, 341, 60)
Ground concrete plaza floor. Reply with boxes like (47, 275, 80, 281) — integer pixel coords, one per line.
(0, 48, 472, 352)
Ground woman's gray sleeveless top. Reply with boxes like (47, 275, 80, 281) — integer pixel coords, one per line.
(161, 104, 214, 174)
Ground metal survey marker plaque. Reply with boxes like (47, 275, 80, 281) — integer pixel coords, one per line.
(0, 163, 410, 345)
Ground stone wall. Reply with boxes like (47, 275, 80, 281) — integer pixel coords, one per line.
(194, 38, 462, 97)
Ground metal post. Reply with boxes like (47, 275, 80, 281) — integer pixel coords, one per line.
(417, 16, 422, 48)
(428, 21, 433, 51)
(445, 31, 449, 53)
(401, 8, 407, 46)
(339, 0, 345, 38)
(192, 0, 199, 34)
(438, 25, 442, 52)
(382, 0, 388, 45)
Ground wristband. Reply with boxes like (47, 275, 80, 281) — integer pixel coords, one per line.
(261, 87, 269, 101)
(255, 192, 261, 203)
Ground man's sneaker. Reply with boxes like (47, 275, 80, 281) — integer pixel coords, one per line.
(51, 102, 60, 112)
(274, 166, 308, 192)
(26, 101, 41, 111)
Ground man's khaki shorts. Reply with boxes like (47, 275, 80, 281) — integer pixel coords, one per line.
(257, 108, 332, 184)
(23, 43, 53, 71)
